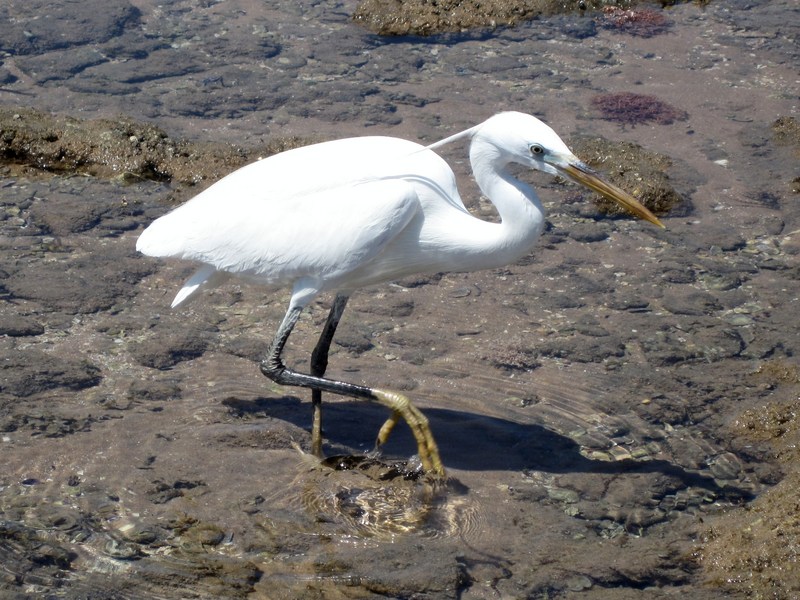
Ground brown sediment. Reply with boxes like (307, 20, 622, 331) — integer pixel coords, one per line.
(0, 107, 309, 188)
(698, 360, 800, 599)
(352, 0, 691, 36)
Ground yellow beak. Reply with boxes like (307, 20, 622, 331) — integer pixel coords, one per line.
(560, 161, 665, 228)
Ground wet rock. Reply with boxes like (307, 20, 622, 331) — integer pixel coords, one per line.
(574, 316, 611, 338)
(386, 91, 439, 108)
(32, 508, 81, 532)
(547, 486, 580, 504)
(333, 330, 375, 355)
(103, 538, 144, 559)
(0, 314, 44, 337)
(90, 49, 208, 85)
(702, 228, 747, 252)
(130, 330, 210, 369)
(660, 266, 696, 284)
(127, 379, 182, 402)
(4, 412, 102, 438)
(552, 14, 598, 39)
(394, 273, 443, 288)
(485, 338, 541, 372)
(145, 548, 261, 597)
(471, 55, 526, 74)
(32, 541, 75, 569)
(16, 47, 109, 85)
(661, 290, 721, 316)
(509, 482, 549, 503)
(537, 334, 626, 363)
(384, 327, 450, 366)
(605, 294, 650, 312)
(772, 115, 800, 152)
(593, 546, 694, 588)
(119, 525, 159, 545)
(537, 289, 585, 309)
(147, 479, 206, 505)
(101, 30, 170, 61)
(216, 427, 300, 451)
(698, 272, 742, 292)
(3, 249, 155, 315)
(163, 76, 291, 119)
(0, 108, 308, 186)
(709, 286, 749, 311)
(352, 0, 643, 36)
(570, 137, 688, 218)
(0, 0, 141, 55)
(0, 61, 17, 86)
(639, 322, 746, 367)
(27, 184, 145, 237)
(65, 76, 142, 97)
(179, 521, 226, 549)
(222, 335, 268, 362)
(356, 298, 414, 318)
(0, 349, 101, 397)
(639, 331, 697, 367)
(701, 391, 800, 598)
(538, 267, 613, 299)
(568, 223, 610, 243)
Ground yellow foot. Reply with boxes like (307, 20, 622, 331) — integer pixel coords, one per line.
(372, 389, 445, 477)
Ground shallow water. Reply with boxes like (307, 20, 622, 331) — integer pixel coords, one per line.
(1, 0, 799, 598)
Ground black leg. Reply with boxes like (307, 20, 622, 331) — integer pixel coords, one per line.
(260, 303, 444, 476)
(308, 294, 350, 457)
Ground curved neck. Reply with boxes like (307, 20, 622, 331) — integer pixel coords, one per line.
(467, 139, 545, 266)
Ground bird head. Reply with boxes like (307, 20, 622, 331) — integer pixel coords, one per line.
(439, 111, 665, 228)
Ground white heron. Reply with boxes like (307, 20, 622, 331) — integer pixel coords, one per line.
(137, 111, 663, 476)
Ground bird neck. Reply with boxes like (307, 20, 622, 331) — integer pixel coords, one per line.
(470, 141, 546, 262)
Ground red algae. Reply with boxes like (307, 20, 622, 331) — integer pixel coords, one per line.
(601, 6, 671, 37)
(590, 92, 688, 126)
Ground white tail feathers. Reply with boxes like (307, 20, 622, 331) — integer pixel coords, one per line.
(171, 265, 230, 308)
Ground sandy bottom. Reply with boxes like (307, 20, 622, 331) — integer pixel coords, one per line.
(0, 0, 798, 598)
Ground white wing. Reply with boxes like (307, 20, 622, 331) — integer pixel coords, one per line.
(136, 136, 461, 303)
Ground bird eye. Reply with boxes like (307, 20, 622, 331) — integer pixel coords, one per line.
(529, 144, 544, 156)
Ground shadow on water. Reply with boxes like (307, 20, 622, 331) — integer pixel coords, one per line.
(223, 394, 754, 503)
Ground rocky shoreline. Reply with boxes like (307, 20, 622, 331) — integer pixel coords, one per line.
(1, 0, 799, 597)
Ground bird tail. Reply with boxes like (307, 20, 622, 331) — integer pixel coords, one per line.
(171, 265, 230, 308)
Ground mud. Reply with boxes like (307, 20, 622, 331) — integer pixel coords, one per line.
(1, 0, 799, 598)
(699, 363, 800, 598)
(0, 107, 309, 195)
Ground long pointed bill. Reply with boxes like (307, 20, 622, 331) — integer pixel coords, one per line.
(559, 161, 665, 228)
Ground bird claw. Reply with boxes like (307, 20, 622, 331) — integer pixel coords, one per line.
(372, 389, 445, 477)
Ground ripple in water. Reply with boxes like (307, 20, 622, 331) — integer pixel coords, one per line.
(277, 449, 482, 542)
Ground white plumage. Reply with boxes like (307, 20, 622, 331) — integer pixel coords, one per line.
(137, 111, 662, 475)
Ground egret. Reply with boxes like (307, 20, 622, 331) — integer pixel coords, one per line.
(137, 111, 663, 476)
